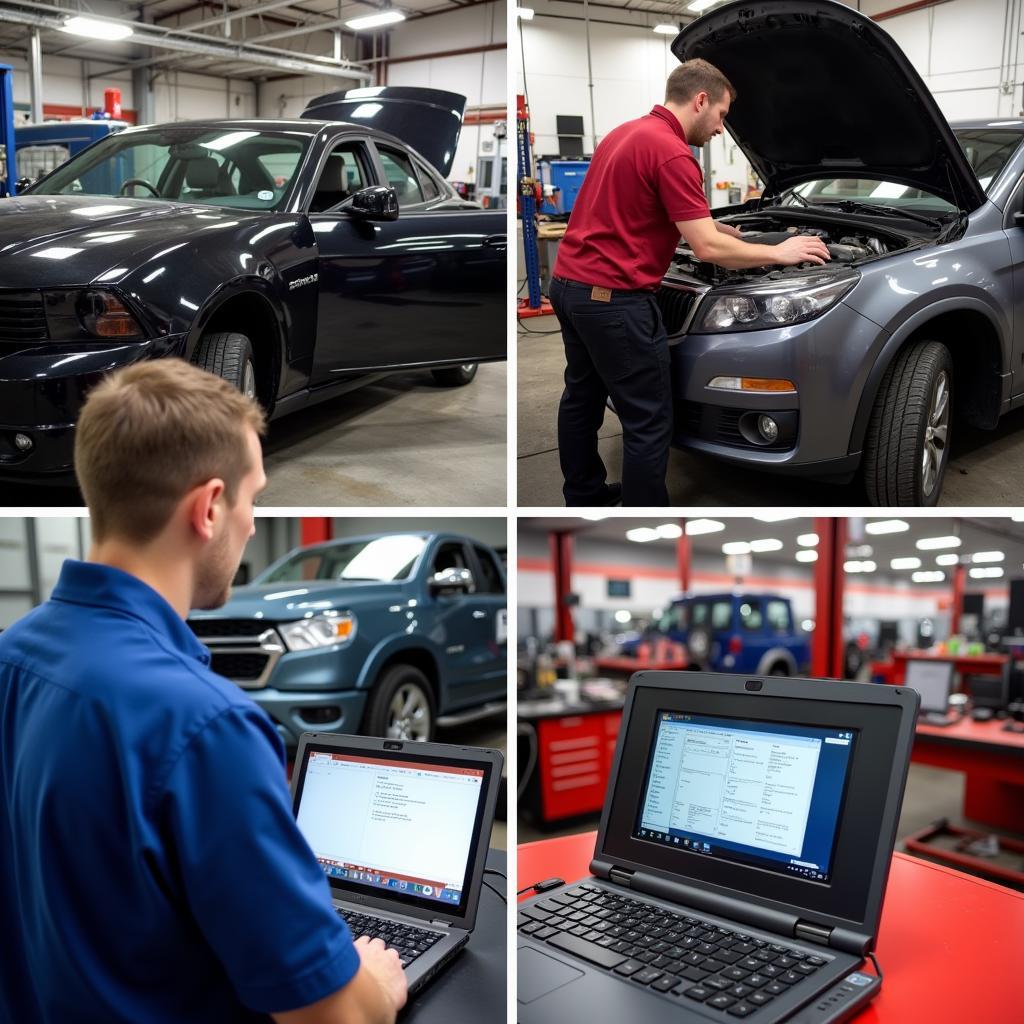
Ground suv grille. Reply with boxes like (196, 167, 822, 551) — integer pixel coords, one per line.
(0, 292, 48, 342)
(189, 618, 275, 639)
(656, 285, 699, 335)
(677, 400, 794, 452)
(211, 652, 271, 681)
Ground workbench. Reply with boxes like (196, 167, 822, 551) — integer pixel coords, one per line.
(870, 649, 1008, 684)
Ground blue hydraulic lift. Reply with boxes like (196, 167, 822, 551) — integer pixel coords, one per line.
(0, 64, 17, 197)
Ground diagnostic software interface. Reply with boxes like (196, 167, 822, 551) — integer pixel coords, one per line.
(296, 751, 484, 907)
(635, 713, 856, 882)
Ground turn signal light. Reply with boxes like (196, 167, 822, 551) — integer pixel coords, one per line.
(708, 376, 797, 393)
(76, 290, 143, 339)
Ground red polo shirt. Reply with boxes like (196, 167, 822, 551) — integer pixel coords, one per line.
(553, 105, 711, 291)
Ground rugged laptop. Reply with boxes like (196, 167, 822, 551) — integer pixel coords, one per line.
(291, 732, 503, 995)
(903, 660, 957, 725)
(517, 672, 919, 1023)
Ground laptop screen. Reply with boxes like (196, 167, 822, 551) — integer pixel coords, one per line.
(903, 659, 955, 712)
(634, 711, 855, 884)
(294, 748, 489, 914)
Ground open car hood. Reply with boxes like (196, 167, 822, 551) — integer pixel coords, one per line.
(301, 86, 466, 177)
(672, 0, 987, 212)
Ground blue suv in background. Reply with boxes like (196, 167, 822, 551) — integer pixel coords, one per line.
(622, 593, 810, 676)
(189, 532, 507, 748)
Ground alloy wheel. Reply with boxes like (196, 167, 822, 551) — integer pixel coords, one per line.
(386, 683, 431, 741)
(242, 360, 256, 400)
(921, 370, 949, 497)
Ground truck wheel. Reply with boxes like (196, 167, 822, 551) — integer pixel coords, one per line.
(862, 341, 952, 506)
(364, 664, 436, 741)
(192, 331, 257, 401)
(431, 363, 478, 387)
(687, 625, 712, 670)
(768, 663, 789, 676)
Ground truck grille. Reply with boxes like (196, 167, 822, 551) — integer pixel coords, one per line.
(211, 652, 272, 681)
(656, 284, 703, 335)
(189, 618, 277, 639)
(0, 292, 48, 342)
(191, 622, 285, 689)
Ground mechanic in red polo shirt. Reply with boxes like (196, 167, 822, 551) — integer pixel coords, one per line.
(550, 59, 830, 507)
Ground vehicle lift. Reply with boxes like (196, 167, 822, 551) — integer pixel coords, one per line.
(517, 94, 553, 319)
(0, 64, 17, 197)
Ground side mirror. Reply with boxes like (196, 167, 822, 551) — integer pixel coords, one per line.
(347, 185, 399, 222)
(429, 567, 474, 596)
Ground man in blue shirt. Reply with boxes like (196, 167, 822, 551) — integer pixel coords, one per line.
(0, 360, 407, 1024)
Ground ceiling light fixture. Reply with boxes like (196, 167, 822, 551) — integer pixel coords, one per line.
(685, 519, 725, 535)
(749, 538, 783, 552)
(915, 536, 962, 551)
(626, 527, 660, 543)
(346, 10, 406, 29)
(796, 550, 818, 563)
(62, 15, 134, 40)
(797, 533, 819, 547)
(890, 557, 922, 570)
(653, 23, 677, 34)
(865, 519, 909, 535)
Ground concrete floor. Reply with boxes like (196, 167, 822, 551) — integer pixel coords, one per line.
(518, 317, 1024, 506)
(1, 363, 507, 508)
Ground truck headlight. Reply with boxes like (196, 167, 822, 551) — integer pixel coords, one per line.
(693, 270, 858, 333)
(42, 288, 145, 341)
(279, 611, 357, 651)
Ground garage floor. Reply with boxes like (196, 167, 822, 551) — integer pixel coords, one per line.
(2, 363, 506, 508)
(518, 319, 1024, 506)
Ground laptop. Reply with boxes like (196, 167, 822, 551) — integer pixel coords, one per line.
(517, 672, 919, 1023)
(291, 732, 503, 996)
(903, 659, 957, 725)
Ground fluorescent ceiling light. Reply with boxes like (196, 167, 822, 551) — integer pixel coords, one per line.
(890, 557, 921, 570)
(688, 0, 718, 10)
(752, 513, 800, 522)
(516, 6, 535, 18)
(844, 560, 876, 573)
(346, 10, 406, 29)
(685, 519, 724, 536)
(912, 571, 946, 583)
(847, 545, 873, 558)
(865, 519, 909, 535)
(749, 538, 783, 553)
(915, 536, 961, 551)
(626, 527, 660, 543)
(936, 553, 960, 566)
(722, 541, 751, 555)
(797, 533, 819, 547)
(656, 523, 683, 539)
(653, 23, 677, 33)
(796, 550, 818, 563)
(970, 566, 1004, 579)
(972, 551, 1004, 563)
(62, 15, 133, 40)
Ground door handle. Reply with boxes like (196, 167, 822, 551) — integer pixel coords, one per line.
(472, 610, 487, 619)
(483, 235, 507, 250)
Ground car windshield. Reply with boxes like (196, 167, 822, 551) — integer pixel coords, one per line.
(780, 128, 1023, 213)
(257, 535, 427, 584)
(27, 126, 311, 211)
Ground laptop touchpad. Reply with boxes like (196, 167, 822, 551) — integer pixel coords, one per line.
(517, 946, 585, 1003)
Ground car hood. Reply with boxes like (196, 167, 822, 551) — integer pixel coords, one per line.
(0, 195, 266, 286)
(301, 86, 466, 177)
(192, 580, 405, 620)
(672, 0, 986, 212)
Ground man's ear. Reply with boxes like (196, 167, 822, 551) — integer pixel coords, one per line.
(694, 90, 708, 113)
(187, 479, 226, 543)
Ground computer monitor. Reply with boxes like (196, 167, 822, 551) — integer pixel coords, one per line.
(964, 671, 1009, 711)
(903, 659, 955, 714)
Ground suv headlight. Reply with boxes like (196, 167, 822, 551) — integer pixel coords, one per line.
(42, 288, 145, 341)
(279, 611, 357, 651)
(693, 270, 858, 334)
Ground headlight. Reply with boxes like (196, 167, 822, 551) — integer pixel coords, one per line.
(279, 611, 357, 651)
(42, 288, 145, 341)
(693, 270, 858, 334)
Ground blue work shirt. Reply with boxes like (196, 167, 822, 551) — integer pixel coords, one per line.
(0, 560, 360, 1022)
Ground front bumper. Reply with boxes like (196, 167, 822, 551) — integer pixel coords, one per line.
(0, 335, 186, 477)
(250, 688, 369, 751)
(667, 296, 885, 476)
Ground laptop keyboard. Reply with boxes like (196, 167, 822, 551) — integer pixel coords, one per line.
(518, 884, 830, 1018)
(337, 909, 444, 968)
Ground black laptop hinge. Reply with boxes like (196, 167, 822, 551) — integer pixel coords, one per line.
(794, 921, 832, 946)
(609, 867, 634, 888)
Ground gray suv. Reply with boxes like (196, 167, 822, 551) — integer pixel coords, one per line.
(663, 0, 1024, 505)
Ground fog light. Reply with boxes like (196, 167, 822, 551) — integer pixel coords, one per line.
(14, 433, 33, 452)
(300, 706, 341, 725)
(758, 415, 779, 443)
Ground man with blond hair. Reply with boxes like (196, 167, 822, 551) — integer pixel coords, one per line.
(0, 360, 406, 1024)
(551, 59, 831, 507)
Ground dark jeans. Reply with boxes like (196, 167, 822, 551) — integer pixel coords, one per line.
(550, 276, 672, 507)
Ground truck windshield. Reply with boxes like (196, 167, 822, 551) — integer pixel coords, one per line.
(258, 535, 428, 584)
(27, 126, 310, 212)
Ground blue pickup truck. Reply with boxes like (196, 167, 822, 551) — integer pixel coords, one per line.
(188, 532, 507, 748)
(621, 592, 811, 676)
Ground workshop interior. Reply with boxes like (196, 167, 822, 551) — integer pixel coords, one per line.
(516, 514, 1024, 1022)
(517, 0, 1024, 507)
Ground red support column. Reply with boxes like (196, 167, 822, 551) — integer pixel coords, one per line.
(300, 518, 333, 547)
(677, 519, 691, 593)
(550, 531, 575, 644)
(811, 517, 847, 679)
(951, 562, 966, 635)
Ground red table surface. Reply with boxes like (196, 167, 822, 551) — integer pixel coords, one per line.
(518, 832, 1024, 1023)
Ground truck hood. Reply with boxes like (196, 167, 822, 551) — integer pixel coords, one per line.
(192, 580, 405, 620)
(672, 0, 986, 212)
(0, 195, 267, 286)
(301, 86, 466, 177)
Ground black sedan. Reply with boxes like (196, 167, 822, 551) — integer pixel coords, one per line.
(0, 87, 505, 480)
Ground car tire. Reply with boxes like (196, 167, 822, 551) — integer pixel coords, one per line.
(363, 664, 436, 741)
(431, 363, 478, 387)
(192, 331, 257, 400)
(768, 663, 789, 676)
(863, 340, 952, 506)
(687, 625, 713, 670)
